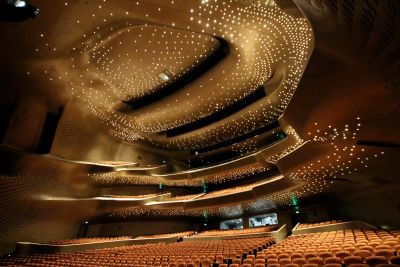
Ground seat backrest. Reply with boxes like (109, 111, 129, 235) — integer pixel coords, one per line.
(247, 255, 255, 260)
(353, 250, 372, 259)
(308, 257, 324, 265)
(243, 259, 253, 264)
(346, 264, 369, 267)
(232, 258, 242, 264)
(322, 264, 341, 267)
(359, 246, 374, 253)
(292, 253, 303, 260)
(335, 251, 351, 260)
(375, 264, 400, 267)
(304, 253, 318, 260)
(293, 257, 307, 266)
(201, 260, 211, 267)
(324, 257, 341, 264)
(390, 255, 400, 264)
(343, 256, 363, 265)
(318, 252, 333, 260)
(279, 258, 292, 265)
(374, 249, 393, 259)
(365, 256, 387, 266)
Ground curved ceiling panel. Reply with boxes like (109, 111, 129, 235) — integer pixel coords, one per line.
(41, 0, 313, 147)
(89, 25, 220, 105)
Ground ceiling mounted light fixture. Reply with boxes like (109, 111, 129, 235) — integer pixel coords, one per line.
(158, 69, 173, 82)
(0, 0, 39, 22)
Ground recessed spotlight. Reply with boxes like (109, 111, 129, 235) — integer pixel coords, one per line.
(158, 69, 173, 81)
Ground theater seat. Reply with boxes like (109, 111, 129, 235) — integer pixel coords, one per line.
(254, 259, 265, 265)
(291, 253, 304, 260)
(322, 264, 341, 267)
(268, 259, 279, 265)
(365, 256, 387, 266)
(354, 250, 372, 259)
(335, 251, 351, 261)
(292, 258, 307, 267)
(374, 249, 393, 260)
(307, 257, 324, 266)
(324, 257, 341, 265)
(375, 264, 400, 267)
(318, 252, 333, 261)
(304, 253, 318, 260)
(343, 256, 363, 265)
(390, 256, 400, 264)
(280, 258, 292, 266)
(347, 264, 369, 267)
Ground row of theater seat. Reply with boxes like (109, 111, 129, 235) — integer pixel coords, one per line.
(168, 194, 203, 201)
(263, 229, 400, 267)
(296, 220, 344, 229)
(135, 231, 195, 239)
(193, 226, 276, 237)
(43, 226, 275, 245)
(47, 236, 133, 245)
(0, 236, 274, 266)
(102, 194, 158, 199)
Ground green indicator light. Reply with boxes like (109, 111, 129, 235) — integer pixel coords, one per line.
(291, 195, 298, 206)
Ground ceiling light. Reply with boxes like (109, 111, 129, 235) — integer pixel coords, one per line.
(158, 69, 173, 82)
(0, 0, 39, 22)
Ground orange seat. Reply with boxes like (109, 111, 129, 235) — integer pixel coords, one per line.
(335, 251, 351, 261)
(322, 264, 341, 267)
(347, 264, 369, 267)
(279, 258, 292, 266)
(304, 253, 318, 260)
(324, 257, 341, 264)
(375, 264, 400, 267)
(365, 256, 387, 267)
(354, 250, 372, 259)
(318, 252, 333, 261)
(291, 253, 303, 260)
(293, 258, 307, 267)
(307, 257, 323, 266)
(374, 249, 393, 260)
(343, 256, 363, 265)
(390, 256, 400, 264)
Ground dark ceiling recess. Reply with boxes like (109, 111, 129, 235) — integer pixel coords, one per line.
(35, 107, 64, 154)
(191, 120, 281, 154)
(187, 125, 284, 168)
(165, 85, 266, 137)
(356, 140, 400, 148)
(121, 37, 229, 111)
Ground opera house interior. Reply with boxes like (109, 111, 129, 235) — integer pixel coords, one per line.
(0, 0, 400, 266)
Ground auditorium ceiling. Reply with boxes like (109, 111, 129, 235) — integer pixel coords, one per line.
(0, 0, 400, 239)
